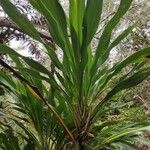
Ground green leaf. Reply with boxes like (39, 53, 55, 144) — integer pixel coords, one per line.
(0, 44, 51, 77)
(109, 26, 134, 50)
(111, 47, 150, 74)
(92, 67, 150, 119)
(70, 24, 81, 65)
(0, 71, 16, 90)
(0, 0, 42, 42)
(95, 47, 150, 95)
(105, 67, 150, 100)
(0, 81, 13, 93)
(43, 44, 62, 70)
(112, 141, 141, 150)
(29, 0, 76, 72)
(97, 25, 135, 66)
(83, 0, 103, 45)
(93, 0, 133, 72)
(0, 44, 68, 96)
(69, 0, 85, 44)
(99, 125, 150, 147)
(0, 0, 63, 70)
(13, 119, 42, 149)
(80, 0, 103, 74)
(39, 0, 68, 37)
(69, 1, 86, 77)
(29, 0, 68, 48)
(18, 67, 66, 95)
(0, 133, 12, 150)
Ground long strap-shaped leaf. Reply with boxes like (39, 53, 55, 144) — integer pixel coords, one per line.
(80, 0, 103, 75)
(93, 47, 150, 99)
(0, 44, 68, 95)
(92, 0, 133, 73)
(97, 25, 135, 67)
(69, 0, 85, 45)
(92, 67, 150, 122)
(0, 59, 75, 142)
(88, 26, 135, 98)
(29, 0, 76, 79)
(29, 0, 68, 47)
(96, 125, 150, 148)
(105, 67, 150, 100)
(0, 0, 42, 42)
(0, 0, 62, 70)
(83, 0, 103, 46)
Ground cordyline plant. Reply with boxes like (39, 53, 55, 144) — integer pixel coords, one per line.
(0, 0, 150, 149)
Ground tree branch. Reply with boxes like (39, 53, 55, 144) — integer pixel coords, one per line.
(0, 17, 53, 42)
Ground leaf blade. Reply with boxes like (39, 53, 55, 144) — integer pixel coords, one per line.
(0, 0, 42, 42)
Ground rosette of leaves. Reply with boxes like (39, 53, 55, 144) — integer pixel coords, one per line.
(0, 0, 150, 149)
